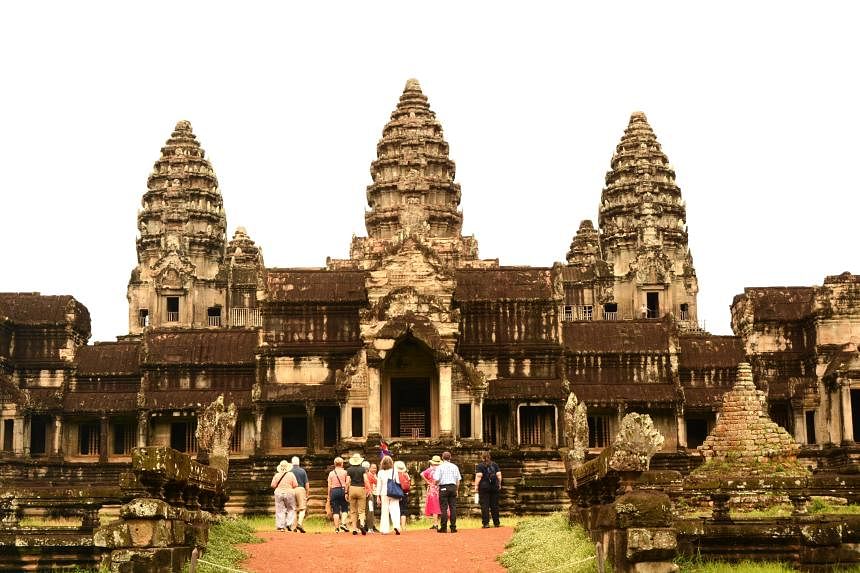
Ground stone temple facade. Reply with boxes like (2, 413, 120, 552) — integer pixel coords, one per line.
(1, 79, 858, 511)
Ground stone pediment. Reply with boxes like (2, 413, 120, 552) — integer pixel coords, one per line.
(628, 247, 674, 285)
(151, 248, 196, 289)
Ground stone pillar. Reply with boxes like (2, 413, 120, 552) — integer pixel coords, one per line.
(367, 366, 381, 438)
(793, 409, 806, 444)
(472, 398, 483, 441)
(137, 411, 149, 447)
(305, 402, 316, 454)
(515, 404, 522, 445)
(841, 385, 854, 444)
(13, 415, 24, 455)
(340, 403, 351, 439)
(508, 401, 517, 446)
(21, 415, 30, 456)
(676, 414, 687, 449)
(99, 415, 109, 463)
(438, 363, 453, 438)
(53, 415, 63, 456)
(253, 407, 264, 455)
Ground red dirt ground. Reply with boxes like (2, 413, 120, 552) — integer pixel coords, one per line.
(240, 526, 514, 573)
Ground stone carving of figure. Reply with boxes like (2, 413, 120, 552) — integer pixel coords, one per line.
(563, 391, 588, 468)
(195, 395, 238, 475)
(608, 413, 664, 472)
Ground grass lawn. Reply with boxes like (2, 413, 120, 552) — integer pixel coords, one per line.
(499, 513, 599, 573)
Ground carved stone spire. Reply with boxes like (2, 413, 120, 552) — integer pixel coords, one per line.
(364, 79, 463, 239)
(566, 220, 601, 266)
(598, 112, 689, 259)
(136, 120, 226, 276)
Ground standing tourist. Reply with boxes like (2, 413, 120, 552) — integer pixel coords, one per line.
(327, 456, 351, 533)
(365, 461, 379, 533)
(271, 460, 299, 532)
(346, 453, 368, 535)
(432, 451, 461, 533)
(394, 460, 411, 532)
(290, 456, 309, 533)
(474, 451, 502, 528)
(374, 455, 401, 535)
(421, 455, 442, 529)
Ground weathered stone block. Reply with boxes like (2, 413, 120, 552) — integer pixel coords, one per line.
(120, 498, 176, 520)
(626, 527, 677, 562)
(614, 491, 673, 528)
(800, 522, 843, 546)
(631, 563, 680, 573)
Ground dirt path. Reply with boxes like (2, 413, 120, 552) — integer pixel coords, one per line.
(240, 527, 514, 573)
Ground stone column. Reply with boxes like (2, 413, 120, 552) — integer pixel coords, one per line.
(305, 402, 316, 454)
(676, 414, 687, 449)
(367, 367, 381, 438)
(13, 415, 24, 455)
(53, 415, 63, 456)
(340, 403, 351, 439)
(438, 363, 453, 438)
(99, 415, 109, 463)
(137, 411, 149, 448)
(472, 398, 483, 441)
(22, 415, 30, 456)
(842, 385, 854, 444)
(253, 407, 264, 455)
(793, 410, 806, 444)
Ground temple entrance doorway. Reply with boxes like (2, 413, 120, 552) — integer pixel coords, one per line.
(851, 389, 860, 442)
(382, 336, 438, 438)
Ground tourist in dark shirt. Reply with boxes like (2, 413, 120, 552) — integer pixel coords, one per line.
(345, 452, 368, 535)
(474, 451, 502, 528)
(290, 456, 309, 533)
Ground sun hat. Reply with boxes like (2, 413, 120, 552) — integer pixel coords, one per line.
(276, 460, 292, 473)
(394, 460, 407, 472)
(429, 455, 442, 466)
(349, 452, 365, 466)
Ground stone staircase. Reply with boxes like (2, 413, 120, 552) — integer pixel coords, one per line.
(513, 457, 567, 514)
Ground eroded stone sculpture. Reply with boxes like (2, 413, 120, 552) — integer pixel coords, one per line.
(609, 412, 665, 472)
(195, 395, 237, 474)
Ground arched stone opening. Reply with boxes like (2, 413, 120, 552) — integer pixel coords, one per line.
(381, 335, 438, 438)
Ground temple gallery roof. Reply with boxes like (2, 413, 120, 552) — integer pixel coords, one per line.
(0, 293, 91, 336)
(75, 341, 141, 377)
(266, 269, 368, 303)
(678, 335, 745, 369)
(454, 268, 555, 301)
(733, 287, 816, 321)
(143, 329, 258, 365)
(562, 321, 671, 353)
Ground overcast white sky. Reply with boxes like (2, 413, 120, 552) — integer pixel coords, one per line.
(1, 2, 857, 342)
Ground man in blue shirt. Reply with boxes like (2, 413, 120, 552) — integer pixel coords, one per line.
(290, 456, 310, 533)
(432, 451, 461, 533)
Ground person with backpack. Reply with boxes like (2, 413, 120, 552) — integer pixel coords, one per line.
(394, 460, 412, 532)
(474, 451, 502, 528)
(374, 455, 402, 535)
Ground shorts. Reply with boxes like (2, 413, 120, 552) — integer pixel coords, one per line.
(294, 487, 307, 511)
(399, 493, 409, 515)
(330, 487, 348, 513)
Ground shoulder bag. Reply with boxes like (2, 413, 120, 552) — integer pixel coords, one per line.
(386, 468, 404, 499)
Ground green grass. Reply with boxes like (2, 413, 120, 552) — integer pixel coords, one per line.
(675, 558, 796, 572)
(499, 513, 599, 573)
(188, 517, 262, 573)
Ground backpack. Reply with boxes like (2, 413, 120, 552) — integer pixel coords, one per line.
(398, 469, 411, 493)
(481, 463, 499, 488)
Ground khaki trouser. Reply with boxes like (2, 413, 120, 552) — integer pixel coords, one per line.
(348, 485, 366, 530)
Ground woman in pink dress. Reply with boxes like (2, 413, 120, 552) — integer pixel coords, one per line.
(421, 455, 442, 529)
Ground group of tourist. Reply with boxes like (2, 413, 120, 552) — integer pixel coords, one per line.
(271, 450, 504, 534)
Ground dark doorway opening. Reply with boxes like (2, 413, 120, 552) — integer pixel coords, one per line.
(646, 292, 660, 319)
(851, 390, 860, 443)
(351, 407, 363, 438)
(3, 419, 13, 451)
(170, 421, 197, 453)
(458, 403, 472, 439)
(686, 417, 709, 448)
(805, 411, 816, 445)
(30, 415, 48, 455)
(281, 416, 307, 447)
(392, 377, 430, 438)
(319, 406, 339, 447)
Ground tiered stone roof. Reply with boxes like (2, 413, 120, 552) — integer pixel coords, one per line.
(364, 79, 463, 239)
(599, 112, 689, 254)
(698, 363, 798, 462)
(136, 121, 226, 273)
(566, 220, 601, 266)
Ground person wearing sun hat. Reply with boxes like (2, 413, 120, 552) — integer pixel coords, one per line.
(394, 460, 412, 532)
(270, 459, 299, 532)
(346, 452, 368, 535)
(421, 455, 442, 529)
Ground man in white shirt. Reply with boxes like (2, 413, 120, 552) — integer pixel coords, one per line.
(432, 451, 461, 533)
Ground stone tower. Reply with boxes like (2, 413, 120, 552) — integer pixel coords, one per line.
(127, 121, 228, 333)
(338, 79, 490, 269)
(597, 111, 698, 322)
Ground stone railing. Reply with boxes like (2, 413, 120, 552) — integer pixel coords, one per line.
(94, 446, 226, 572)
(230, 307, 261, 327)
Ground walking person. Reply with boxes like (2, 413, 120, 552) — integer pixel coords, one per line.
(474, 451, 502, 528)
(364, 461, 379, 533)
(290, 456, 309, 533)
(421, 455, 442, 529)
(432, 451, 461, 533)
(327, 456, 351, 533)
(374, 455, 402, 535)
(346, 453, 368, 535)
(394, 460, 411, 532)
(271, 460, 299, 532)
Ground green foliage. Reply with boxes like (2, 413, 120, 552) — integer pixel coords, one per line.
(674, 557, 796, 572)
(186, 517, 261, 573)
(499, 513, 599, 573)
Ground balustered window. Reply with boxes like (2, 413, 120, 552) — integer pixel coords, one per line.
(79, 422, 100, 456)
(587, 414, 611, 448)
(230, 421, 244, 453)
(166, 297, 180, 323)
(207, 306, 222, 327)
(170, 420, 197, 453)
(112, 421, 136, 455)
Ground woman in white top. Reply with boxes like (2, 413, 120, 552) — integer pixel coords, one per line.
(374, 455, 401, 535)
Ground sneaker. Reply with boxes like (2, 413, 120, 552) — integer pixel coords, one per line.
(286, 525, 293, 532)
(450, 527, 458, 533)
(437, 528, 447, 533)
(276, 528, 285, 532)
(493, 523, 501, 528)
(296, 525, 306, 533)
(482, 524, 490, 529)
(430, 524, 438, 530)
(361, 528, 367, 536)
(394, 528, 400, 536)
(339, 524, 350, 532)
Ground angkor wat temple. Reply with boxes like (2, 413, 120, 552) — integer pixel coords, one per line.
(1, 79, 858, 512)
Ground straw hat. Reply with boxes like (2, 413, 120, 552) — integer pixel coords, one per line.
(348, 452, 365, 466)
(276, 460, 292, 473)
(429, 455, 442, 466)
(394, 460, 407, 472)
